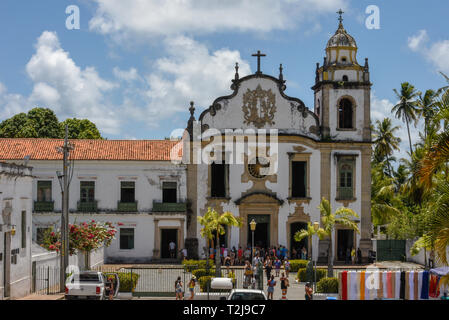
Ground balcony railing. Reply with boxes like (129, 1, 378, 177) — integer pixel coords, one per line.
(117, 201, 138, 212)
(77, 200, 98, 212)
(152, 201, 187, 212)
(337, 187, 354, 200)
(34, 201, 54, 212)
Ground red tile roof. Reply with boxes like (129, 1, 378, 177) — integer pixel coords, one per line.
(0, 139, 183, 161)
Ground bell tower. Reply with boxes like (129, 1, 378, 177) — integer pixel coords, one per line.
(312, 10, 371, 142)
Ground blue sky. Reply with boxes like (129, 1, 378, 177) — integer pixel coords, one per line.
(0, 0, 448, 159)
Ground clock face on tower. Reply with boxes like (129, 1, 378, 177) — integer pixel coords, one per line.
(247, 157, 270, 179)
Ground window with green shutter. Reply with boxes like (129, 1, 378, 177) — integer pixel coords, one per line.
(120, 228, 134, 250)
(338, 160, 354, 199)
(80, 181, 95, 203)
(37, 181, 52, 202)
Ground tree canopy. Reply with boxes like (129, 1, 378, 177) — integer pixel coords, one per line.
(0, 107, 103, 139)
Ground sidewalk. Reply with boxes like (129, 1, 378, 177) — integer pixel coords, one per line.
(17, 294, 64, 300)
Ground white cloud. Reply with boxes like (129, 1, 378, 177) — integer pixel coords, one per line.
(113, 67, 140, 82)
(408, 29, 449, 73)
(407, 29, 428, 52)
(428, 40, 449, 74)
(6, 31, 121, 135)
(89, 0, 348, 40)
(121, 36, 252, 126)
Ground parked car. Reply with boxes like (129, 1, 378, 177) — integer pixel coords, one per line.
(194, 277, 267, 300)
(65, 271, 119, 300)
(223, 289, 267, 300)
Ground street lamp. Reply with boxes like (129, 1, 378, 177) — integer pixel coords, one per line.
(312, 221, 319, 292)
(250, 219, 257, 261)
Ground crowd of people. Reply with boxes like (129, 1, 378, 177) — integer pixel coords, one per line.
(204, 244, 309, 266)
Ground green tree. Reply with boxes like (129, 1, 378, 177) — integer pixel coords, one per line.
(197, 208, 242, 277)
(372, 118, 401, 176)
(316, 198, 360, 277)
(416, 89, 438, 139)
(0, 108, 60, 138)
(0, 107, 103, 139)
(392, 82, 420, 154)
(61, 118, 103, 139)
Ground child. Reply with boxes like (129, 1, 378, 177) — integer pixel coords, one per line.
(284, 259, 291, 277)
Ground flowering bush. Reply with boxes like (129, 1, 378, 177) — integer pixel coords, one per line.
(42, 220, 117, 255)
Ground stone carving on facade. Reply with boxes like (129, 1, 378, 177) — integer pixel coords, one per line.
(242, 84, 276, 128)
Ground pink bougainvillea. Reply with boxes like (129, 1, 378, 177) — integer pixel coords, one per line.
(42, 221, 116, 255)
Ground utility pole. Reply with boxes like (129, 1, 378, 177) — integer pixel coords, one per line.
(57, 125, 73, 292)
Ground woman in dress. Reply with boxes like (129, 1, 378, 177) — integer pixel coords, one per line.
(243, 260, 253, 289)
(175, 276, 184, 300)
(267, 275, 276, 300)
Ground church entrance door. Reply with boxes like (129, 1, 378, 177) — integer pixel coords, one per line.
(161, 229, 178, 259)
(290, 222, 308, 259)
(337, 229, 354, 262)
(247, 215, 270, 250)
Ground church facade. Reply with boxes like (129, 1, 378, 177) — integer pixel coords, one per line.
(0, 18, 372, 264)
(184, 18, 372, 263)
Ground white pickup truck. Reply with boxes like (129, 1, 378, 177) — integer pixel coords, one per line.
(65, 271, 119, 300)
(194, 278, 267, 300)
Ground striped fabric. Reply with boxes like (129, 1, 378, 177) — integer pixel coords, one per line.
(339, 270, 430, 300)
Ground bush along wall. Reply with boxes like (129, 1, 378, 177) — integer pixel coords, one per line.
(182, 259, 215, 272)
(316, 277, 339, 293)
(297, 268, 327, 283)
(104, 272, 140, 293)
(288, 260, 309, 272)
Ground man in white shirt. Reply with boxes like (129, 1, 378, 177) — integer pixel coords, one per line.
(169, 241, 176, 258)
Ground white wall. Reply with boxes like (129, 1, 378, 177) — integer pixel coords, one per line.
(0, 163, 33, 300)
(28, 160, 187, 212)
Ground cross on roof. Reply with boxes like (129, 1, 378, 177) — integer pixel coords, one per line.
(337, 9, 344, 24)
(252, 50, 266, 75)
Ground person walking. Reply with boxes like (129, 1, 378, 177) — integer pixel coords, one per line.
(267, 275, 276, 300)
(169, 241, 176, 259)
(175, 276, 184, 300)
(357, 247, 362, 265)
(351, 247, 356, 265)
(264, 257, 272, 280)
(243, 261, 253, 289)
(301, 247, 307, 260)
(274, 258, 281, 277)
(305, 282, 313, 300)
(238, 246, 243, 265)
(284, 258, 291, 277)
(188, 276, 196, 300)
(280, 272, 289, 300)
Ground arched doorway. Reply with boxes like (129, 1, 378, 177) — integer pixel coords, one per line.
(290, 222, 308, 259)
(247, 215, 270, 249)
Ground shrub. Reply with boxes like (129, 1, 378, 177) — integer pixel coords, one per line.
(192, 268, 216, 279)
(297, 268, 327, 282)
(183, 259, 214, 272)
(108, 272, 140, 292)
(288, 260, 309, 272)
(317, 277, 339, 293)
(198, 276, 212, 292)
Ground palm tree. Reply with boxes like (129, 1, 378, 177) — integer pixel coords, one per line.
(371, 164, 401, 228)
(294, 222, 327, 260)
(416, 89, 438, 139)
(316, 198, 360, 277)
(392, 82, 420, 154)
(197, 207, 242, 277)
(372, 118, 401, 176)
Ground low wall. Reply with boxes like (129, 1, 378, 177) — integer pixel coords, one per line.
(32, 243, 105, 270)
